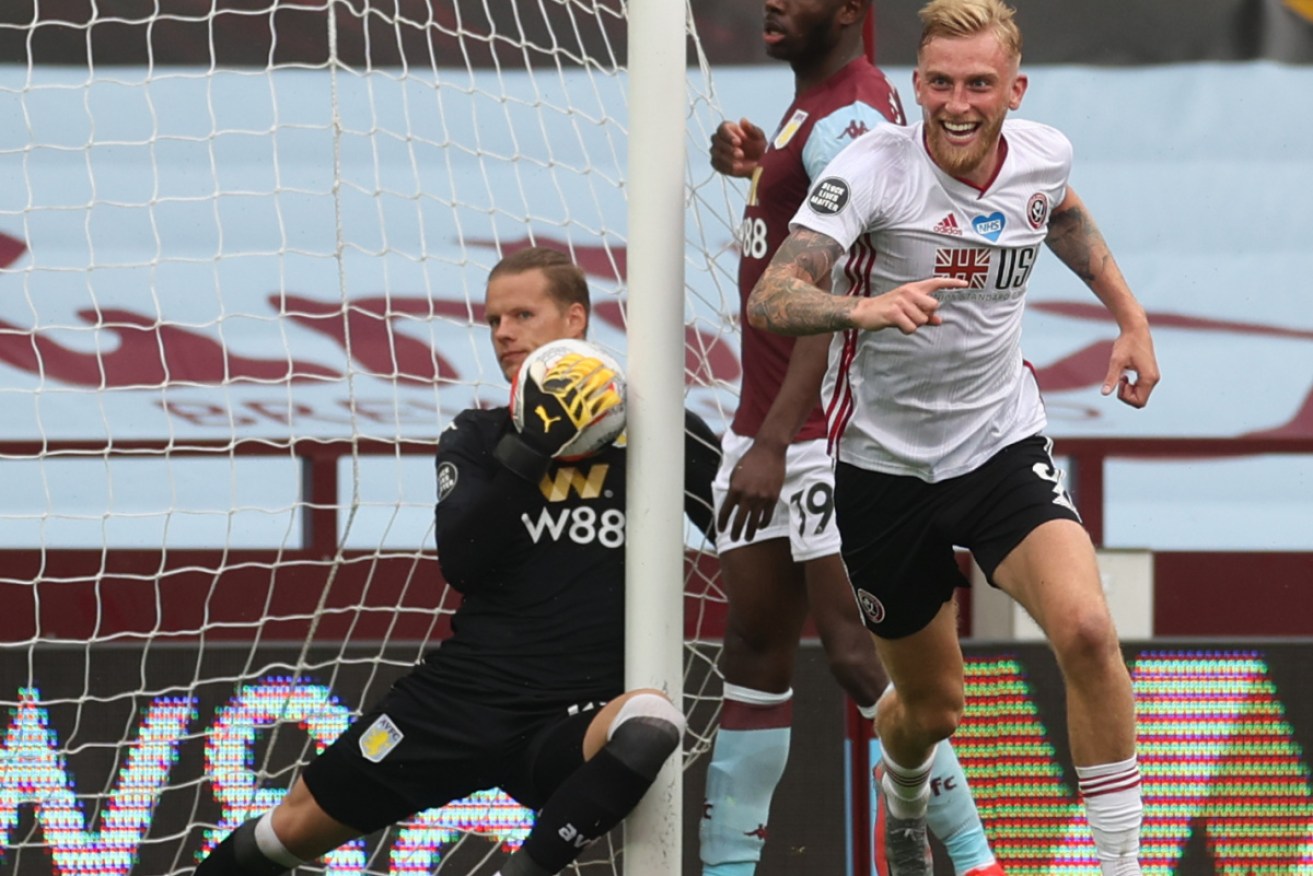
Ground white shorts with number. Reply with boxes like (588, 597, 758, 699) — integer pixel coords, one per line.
(712, 431, 841, 562)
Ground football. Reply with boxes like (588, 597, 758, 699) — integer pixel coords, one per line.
(510, 338, 627, 461)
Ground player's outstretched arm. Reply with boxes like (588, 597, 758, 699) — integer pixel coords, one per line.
(747, 228, 963, 336)
(1045, 186, 1161, 408)
(709, 117, 767, 177)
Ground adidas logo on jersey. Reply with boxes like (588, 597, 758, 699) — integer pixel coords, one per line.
(933, 213, 963, 236)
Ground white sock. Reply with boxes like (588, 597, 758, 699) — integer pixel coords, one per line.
(1076, 756, 1143, 876)
(880, 745, 936, 820)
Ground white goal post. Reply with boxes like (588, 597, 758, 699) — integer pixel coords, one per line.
(0, 1, 744, 875)
(623, 3, 690, 874)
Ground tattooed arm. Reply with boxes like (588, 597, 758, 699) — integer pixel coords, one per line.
(1046, 186, 1143, 324)
(746, 229, 852, 334)
(746, 227, 966, 336)
(1046, 186, 1160, 408)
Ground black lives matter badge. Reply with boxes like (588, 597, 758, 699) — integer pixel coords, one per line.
(807, 177, 850, 215)
(437, 462, 458, 502)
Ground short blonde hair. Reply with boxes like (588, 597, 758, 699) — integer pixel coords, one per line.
(487, 246, 591, 321)
(918, 0, 1022, 62)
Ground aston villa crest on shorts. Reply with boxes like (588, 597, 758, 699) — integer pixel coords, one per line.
(358, 714, 404, 763)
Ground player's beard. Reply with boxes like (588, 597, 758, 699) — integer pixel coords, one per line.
(766, 15, 837, 65)
(926, 110, 1006, 180)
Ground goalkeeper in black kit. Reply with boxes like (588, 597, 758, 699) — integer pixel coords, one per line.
(194, 246, 720, 876)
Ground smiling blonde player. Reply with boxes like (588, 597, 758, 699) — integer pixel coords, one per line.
(701, 2, 1003, 876)
(747, 1, 1160, 874)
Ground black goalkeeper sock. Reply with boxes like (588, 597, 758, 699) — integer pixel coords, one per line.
(194, 819, 291, 876)
(509, 748, 654, 874)
(504, 716, 680, 875)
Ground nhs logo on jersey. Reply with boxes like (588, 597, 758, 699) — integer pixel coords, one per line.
(972, 212, 1006, 241)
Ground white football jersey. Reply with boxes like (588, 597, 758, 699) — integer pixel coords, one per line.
(791, 119, 1071, 482)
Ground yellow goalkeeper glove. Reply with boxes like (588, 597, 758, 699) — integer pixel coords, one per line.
(496, 352, 622, 480)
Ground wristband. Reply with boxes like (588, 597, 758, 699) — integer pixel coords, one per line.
(493, 432, 551, 483)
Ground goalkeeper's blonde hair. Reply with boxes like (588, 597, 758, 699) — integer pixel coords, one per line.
(918, 0, 1022, 63)
(487, 246, 592, 327)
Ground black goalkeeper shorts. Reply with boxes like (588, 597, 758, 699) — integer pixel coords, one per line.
(302, 671, 607, 832)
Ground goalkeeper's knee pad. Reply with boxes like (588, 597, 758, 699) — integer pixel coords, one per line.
(606, 692, 684, 779)
(514, 694, 682, 874)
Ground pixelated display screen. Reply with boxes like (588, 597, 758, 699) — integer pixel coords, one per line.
(860, 646, 1313, 875)
(2, 646, 535, 876)
(4, 645, 1313, 875)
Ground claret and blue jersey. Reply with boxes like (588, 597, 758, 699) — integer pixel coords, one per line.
(732, 57, 904, 443)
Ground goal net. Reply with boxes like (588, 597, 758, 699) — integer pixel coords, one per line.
(0, 1, 742, 873)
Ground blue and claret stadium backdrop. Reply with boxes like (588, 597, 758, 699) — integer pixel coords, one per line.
(5, 642, 1313, 876)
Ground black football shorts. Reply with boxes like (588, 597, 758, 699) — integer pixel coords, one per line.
(302, 671, 604, 832)
(836, 434, 1083, 639)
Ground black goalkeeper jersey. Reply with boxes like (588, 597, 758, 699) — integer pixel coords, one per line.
(424, 406, 719, 707)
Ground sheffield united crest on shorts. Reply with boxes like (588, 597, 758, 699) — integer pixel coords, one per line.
(856, 589, 886, 625)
